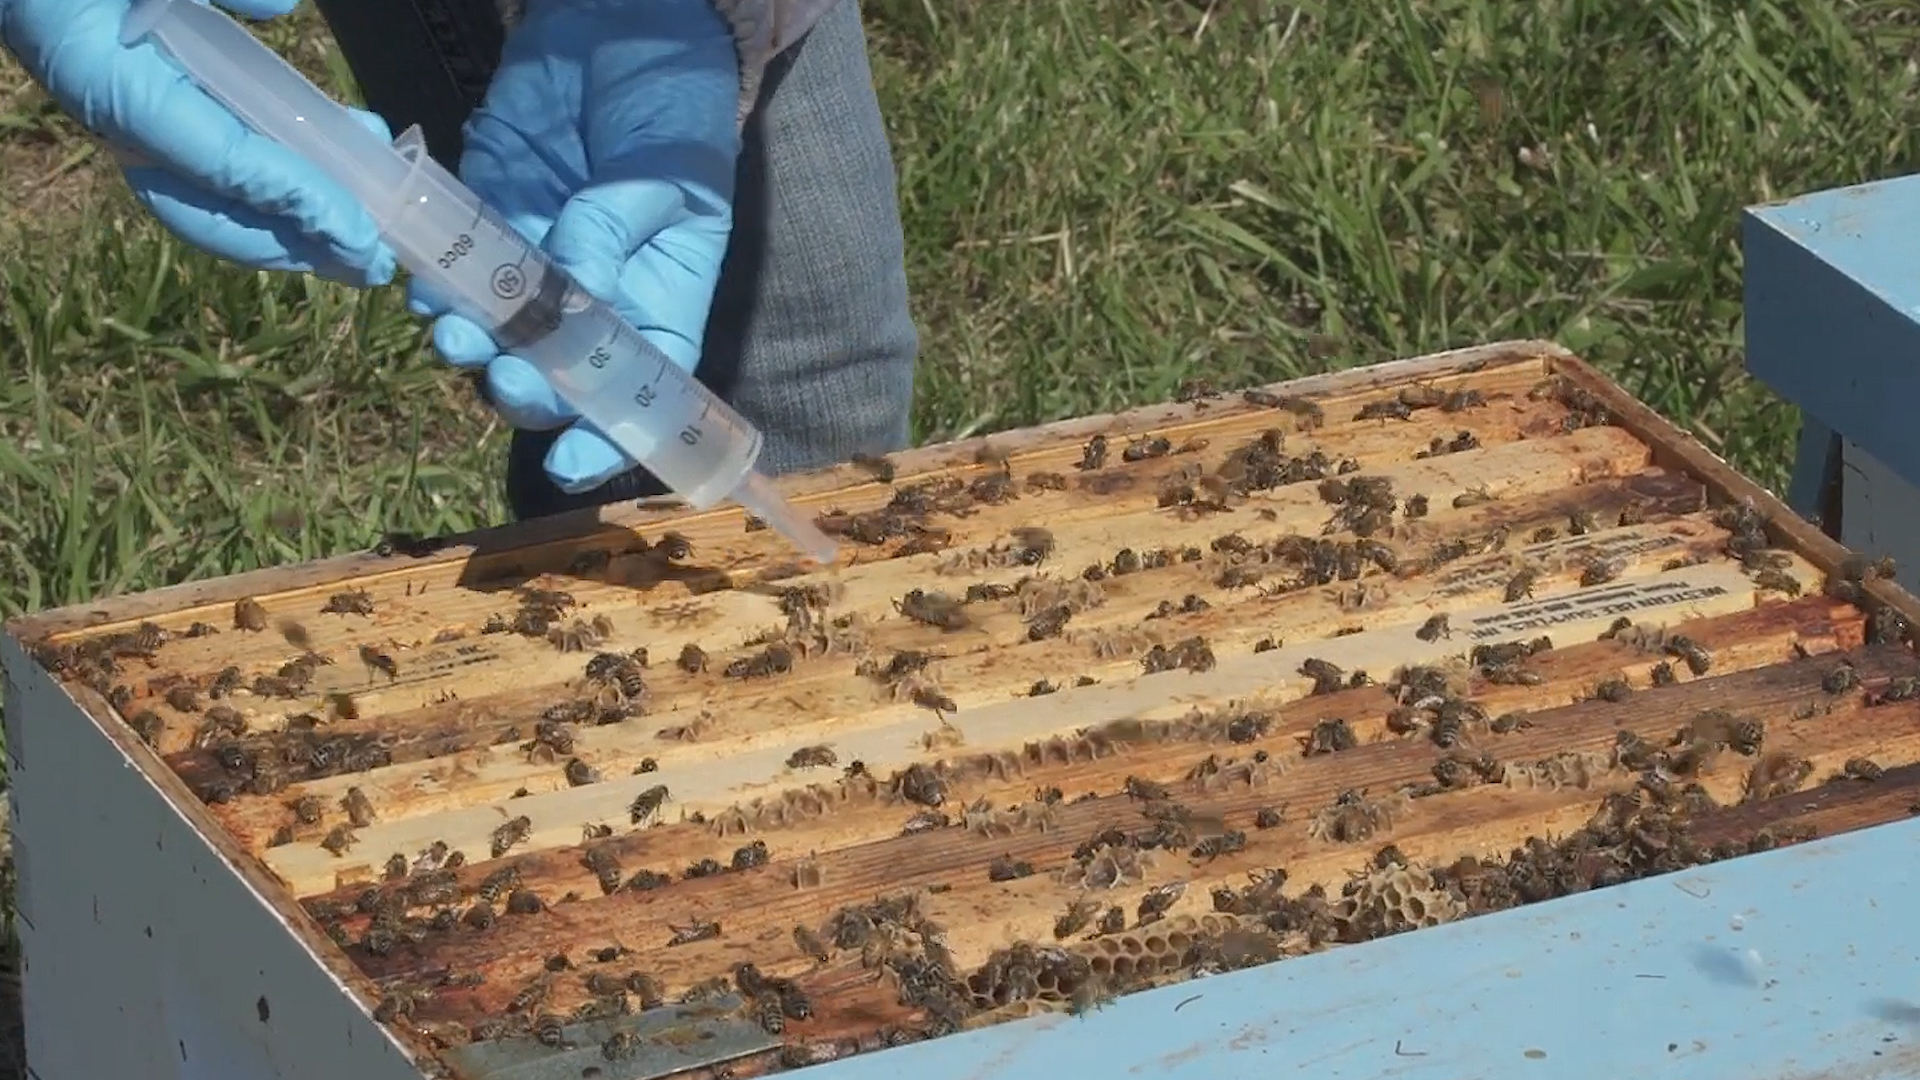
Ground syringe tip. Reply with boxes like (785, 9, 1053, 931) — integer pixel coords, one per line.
(730, 470, 840, 567)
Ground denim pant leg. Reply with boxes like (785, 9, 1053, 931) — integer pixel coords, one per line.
(315, 0, 919, 522)
(506, 0, 919, 517)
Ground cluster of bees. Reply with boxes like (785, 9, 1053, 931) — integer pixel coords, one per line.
(808, 375, 1489, 559)
(30, 619, 175, 698)
(481, 586, 585, 641)
(1353, 383, 1490, 423)
(813, 467, 1031, 550)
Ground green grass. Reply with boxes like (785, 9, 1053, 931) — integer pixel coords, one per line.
(6, 0, 1920, 622)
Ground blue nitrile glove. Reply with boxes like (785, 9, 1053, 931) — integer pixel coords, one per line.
(407, 0, 741, 495)
(0, 0, 396, 286)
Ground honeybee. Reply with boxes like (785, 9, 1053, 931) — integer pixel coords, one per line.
(1191, 830, 1248, 861)
(549, 616, 615, 653)
(896, 589, 968, 630)
(1009, 526, 1056, 564)
(233, 597, 269, 632)
(786, 745, 838, 769)
(731, 841, 771, 871)
(1299, 657, 1346, 695)
(1025, 604, 1072, 641)
(1078, 434, 1109, 470)
(532, 1013, 572, 1049)
(723, 643, 794, 680)
(490, 815, 534, 858)
(129, 711, 166, 747)
(602, 1031, 642, 1062)
(1592, 677, 1632, 703)
(371, 984, 433, 1024)
(358, 644, 398, 681)
(676, 643, 709, 674)
(1680, 708, 1764, 755)
(1136, 881, 1187, 924)
(624, 972, 665, 1008)
(287, 795, 325, 825)
(342, 787, 377, 827)
(523, 720, 577, 762)
(896, 765, 947, 808)
(754, 995, 786, 1034)
(1503, 567, 1538, 603)
(1744, 752, 1814, 801)
(373, 531, 447, 559)
(320, 825, 358, 856)
(911, 687, 959, 715)
(988, 855, 1034, 882)
(667, 920, 721, 947)
(325, 691, 361, 721)
(851, 452, 896, 483)
(793, 925, 831, 962)
(507, 975, 551, 1013)
(1840, 757, 1884, 781)
(321, 589, 376, 616)
(1123, 776, 1170, 802)
(1415, 614, 1450, 642)
(1301, 718, 1357, 756)
(1664, 635, 1713, 677)
(629, 785, 671, 826)
(1052, 897, 1103, 939)
(586, 651, 647, 700)
(776, 981, 813, 1021)
(1579, 558, 1624, 587)
(656, 532, 695, 561)
(208, 666, 243, 698)
(1356, 398, 1413, 421)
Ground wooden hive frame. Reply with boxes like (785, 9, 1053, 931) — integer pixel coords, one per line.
(9, 338, 1920, 1079)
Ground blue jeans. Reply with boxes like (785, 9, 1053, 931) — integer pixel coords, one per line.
(313, 0, 919, 520)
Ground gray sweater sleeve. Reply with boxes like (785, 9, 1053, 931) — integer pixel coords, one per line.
(705, 0, 842, 125)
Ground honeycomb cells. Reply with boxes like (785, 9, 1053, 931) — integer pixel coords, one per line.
(964, 915, 1253, 1009)
(1329, 863, 1463, 940)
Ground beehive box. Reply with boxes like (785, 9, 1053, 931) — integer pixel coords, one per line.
(8, 339, 1920, 1080)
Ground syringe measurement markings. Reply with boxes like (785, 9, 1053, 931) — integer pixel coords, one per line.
(472, 199, 533, 271)
(493, 263, 569, 351)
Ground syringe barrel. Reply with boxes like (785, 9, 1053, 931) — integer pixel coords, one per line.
(380, 131, 761, 509)
(120, 0, 414, 219)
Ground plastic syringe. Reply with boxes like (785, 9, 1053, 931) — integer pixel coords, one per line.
(120, 0, 839, 565)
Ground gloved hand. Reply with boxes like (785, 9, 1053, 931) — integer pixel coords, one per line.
(409, 0, 741, 495)
(0, 0, 396, 285)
